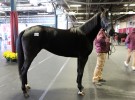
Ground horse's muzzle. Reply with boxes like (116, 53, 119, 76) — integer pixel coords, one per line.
(108, 28, 115, 36)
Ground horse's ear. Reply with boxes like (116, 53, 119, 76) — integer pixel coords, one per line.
(100, 7, 104, 12)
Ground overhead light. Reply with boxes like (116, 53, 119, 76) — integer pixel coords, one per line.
(69, 5, 81, 7)
(124, 4, 128, 6)
(119, 11, 135, 14)
(128, 11, 134, 14)
(68, 12, 93, 15)
(0, 11, 5, 13)
(129, 4, 135, 6)
(17, 4, 33, 7)
(37, 12, 48, 15)
(124, 4, 135, 6)
(77, 21, 85, 24)
(76, 17, 84, 20)
(68, 11, 76, 15)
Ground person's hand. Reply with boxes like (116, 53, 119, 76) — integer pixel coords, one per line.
(105, 37, 110, 42)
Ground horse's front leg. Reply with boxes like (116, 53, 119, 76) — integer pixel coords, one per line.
(77, 56, 88, 96)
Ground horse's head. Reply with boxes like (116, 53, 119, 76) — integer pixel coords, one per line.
(100, 7, 115, 36)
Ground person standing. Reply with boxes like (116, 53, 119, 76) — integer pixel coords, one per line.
(124, 28, 135, 71)
(0, 33, 2, 50)
(92, 28, 111, 85)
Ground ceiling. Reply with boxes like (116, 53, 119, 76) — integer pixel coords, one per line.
(62, 0, 135, 23)
(0, 0, 135, 25)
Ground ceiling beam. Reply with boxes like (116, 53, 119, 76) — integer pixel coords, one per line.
(67, 1, 135, 5)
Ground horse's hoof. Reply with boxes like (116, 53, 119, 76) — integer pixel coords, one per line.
(25, 84, 31, 90)
(78, 91, 85, 96)
(24, 93, 29, 98)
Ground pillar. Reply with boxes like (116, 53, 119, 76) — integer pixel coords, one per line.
(10, 0, 18, 52)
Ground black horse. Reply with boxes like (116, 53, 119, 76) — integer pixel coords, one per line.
(17, 8, 114, 97)
(115, 32, 127, 45)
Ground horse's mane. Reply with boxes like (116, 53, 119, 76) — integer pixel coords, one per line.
(77, 13, 101, 34)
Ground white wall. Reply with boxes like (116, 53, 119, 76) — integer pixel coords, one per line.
(119, 22, 126, 28)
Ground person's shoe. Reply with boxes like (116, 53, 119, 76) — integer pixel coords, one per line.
(131, 66, 135, 71)
(124, 61, 128, 67)
(99, 79, 106, 82)
(93, 80, 102, 86)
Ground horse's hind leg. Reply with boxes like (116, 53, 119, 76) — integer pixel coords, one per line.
(77, 56, 88, 96)
(21, 58, 34, 98)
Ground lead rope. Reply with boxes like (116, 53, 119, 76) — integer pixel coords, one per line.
(107, 5, 116, 59)
(108, 36, 116, 59)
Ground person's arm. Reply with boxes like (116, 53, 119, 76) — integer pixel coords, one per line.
(125, 35, 130, 44)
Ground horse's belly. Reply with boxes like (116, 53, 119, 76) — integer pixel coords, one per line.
(46, 47, 78, 57)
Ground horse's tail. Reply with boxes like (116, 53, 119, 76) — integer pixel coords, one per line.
(17, 30, 25, 76)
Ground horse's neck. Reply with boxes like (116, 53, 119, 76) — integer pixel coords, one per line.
(78, 13, 101, 41)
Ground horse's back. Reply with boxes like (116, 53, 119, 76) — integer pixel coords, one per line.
(20, 25, 92, 57)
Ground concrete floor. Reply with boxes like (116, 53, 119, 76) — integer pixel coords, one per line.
(0, 45, 135, 100)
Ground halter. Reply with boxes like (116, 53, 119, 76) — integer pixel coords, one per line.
(101, 14, 116, 59)
(101, 16, 110, 31)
